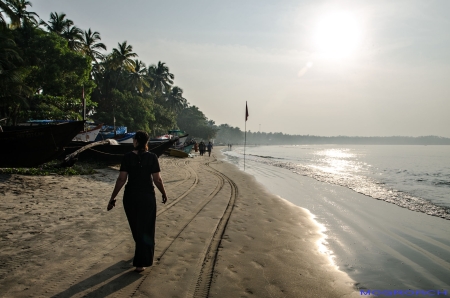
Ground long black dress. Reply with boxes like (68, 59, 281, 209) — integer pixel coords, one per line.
(120, 151, 160, 267)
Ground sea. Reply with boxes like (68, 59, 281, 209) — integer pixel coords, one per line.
(223, 145, 450, 291)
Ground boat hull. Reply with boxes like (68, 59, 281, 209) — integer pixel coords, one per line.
(0, 121, 85, 168)
(72, 124, 102, 142)
(64, 139, 177, 163)
(168, 148, 189, 158)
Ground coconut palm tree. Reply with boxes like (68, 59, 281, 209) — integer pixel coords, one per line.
(3, 0, 38, 28)
(111, 41, 138, 71)
(62, 23, 83, 51)
(0, 29, 22, 80)
(40, 12, 72, 35)
(147, 61, 174, 94)
(165, 86, 187, 114)
(0, 0, 19, 28)
(80, 28, 106, 64)
(0, 28, 32, 124)
(128, 59, 149, 94)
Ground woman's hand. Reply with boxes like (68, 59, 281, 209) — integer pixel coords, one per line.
(107, 199, 116, 211)
(162, 194, 168, 204)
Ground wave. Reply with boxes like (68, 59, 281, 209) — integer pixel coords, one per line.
(248, 154, 284, 160)
(229, 152, 450, 220)
(434, 180, 450, 186)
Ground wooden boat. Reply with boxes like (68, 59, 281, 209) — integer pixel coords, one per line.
(63, 137, 183, 163)
(0, 121, 85, 168)
(116, 133, 136, 144)
(168, 148, 189, 158)
(151, 130, 188, 148)
(166, 143, 194, 158)
(72, 123, 103, 142)
(94, 125, 127, 141)
(16, 120, 103, 143)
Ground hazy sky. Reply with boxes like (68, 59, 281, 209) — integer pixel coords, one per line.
(32, 0, 450, 137)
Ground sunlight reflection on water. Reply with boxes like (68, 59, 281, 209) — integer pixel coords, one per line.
(224, 146, 450, 220)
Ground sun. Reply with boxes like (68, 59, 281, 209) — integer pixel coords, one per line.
(313, 11, 362, 59)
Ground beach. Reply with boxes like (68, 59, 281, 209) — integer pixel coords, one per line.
(0, 148, 359, 297)
(224, 145, 450, 292)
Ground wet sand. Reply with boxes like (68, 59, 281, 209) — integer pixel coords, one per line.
(230, 155, 450, 291)
(0, 148, 358, 297)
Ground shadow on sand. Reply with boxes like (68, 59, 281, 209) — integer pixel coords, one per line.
(51, 259, 144, 298)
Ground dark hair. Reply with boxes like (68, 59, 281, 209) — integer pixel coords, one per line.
(133, 130, 149, 152)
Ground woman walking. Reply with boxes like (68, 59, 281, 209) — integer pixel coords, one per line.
(107, 130, 168, 272)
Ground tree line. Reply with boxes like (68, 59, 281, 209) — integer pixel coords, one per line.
(0, 0, 217, 139)
(214, 124, 450, 145)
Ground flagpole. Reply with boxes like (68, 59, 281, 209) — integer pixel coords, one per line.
(244, 118, 247, 171)
(244, 101, 248, 171)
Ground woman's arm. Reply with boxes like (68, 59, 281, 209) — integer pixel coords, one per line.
(107, 171, 128, 211)
(152, 172, 168, 204)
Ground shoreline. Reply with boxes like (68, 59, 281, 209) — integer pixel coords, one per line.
(222, 147, 450, 290)
(0, 148, 358, 297)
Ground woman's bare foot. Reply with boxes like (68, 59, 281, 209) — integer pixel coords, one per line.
(134, 267, 146, 272)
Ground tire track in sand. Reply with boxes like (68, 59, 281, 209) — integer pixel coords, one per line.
(21, 158, 198, 298)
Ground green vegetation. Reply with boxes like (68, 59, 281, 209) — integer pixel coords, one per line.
(0, 160, 100, 175)
(0, 0, 217, 140)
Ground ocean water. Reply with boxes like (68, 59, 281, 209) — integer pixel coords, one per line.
(225, 145, 450, 219)
(223, 145, 450, 290)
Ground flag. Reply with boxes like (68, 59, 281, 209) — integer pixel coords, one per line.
(82, 85, 85, 99)
(245, 101, 249, 121)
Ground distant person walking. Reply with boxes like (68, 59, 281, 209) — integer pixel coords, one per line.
(207, 141, 213, 157)
(107, 130, 168, 273)
(194, 141, 198, 153)
(199, 141, 205, 156)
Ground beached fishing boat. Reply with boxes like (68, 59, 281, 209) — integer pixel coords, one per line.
(0, 121, 85, 168)
(63, 135, 187, 163)
(72, 123, 103, 142)
(151, 130, 188, 147)
(166, 143, 194, 158)
(16, 120, 103, 143)
(167, 148, 189, 158)
(94, 125, 128, 141)
(116, 132, 136, 144)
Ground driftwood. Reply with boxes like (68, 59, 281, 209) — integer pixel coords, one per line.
(60, 139, 119, 167)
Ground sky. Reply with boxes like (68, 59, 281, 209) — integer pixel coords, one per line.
(31, 0, 450, 137)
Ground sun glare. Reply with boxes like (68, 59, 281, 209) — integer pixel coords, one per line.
(313, 11, 362, 59)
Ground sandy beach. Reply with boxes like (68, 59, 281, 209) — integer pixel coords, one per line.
(0, 148, 359, 298)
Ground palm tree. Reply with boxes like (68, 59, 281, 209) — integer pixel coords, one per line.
(0, 29, 32, 124)
(128, 59, 149, 94)
(147, 61, 174, 94)
(62, 23, 83, 51)
(165, 86, 187, 113)
(0, 29, 22, 80)
(110, 41, 138, 90)
(4, 0, 38, 27)
(0, 0, 19, 28)
(111, 41, 138, 71)
(40, 12, 72, 35)
(80, 28, 106, 64)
